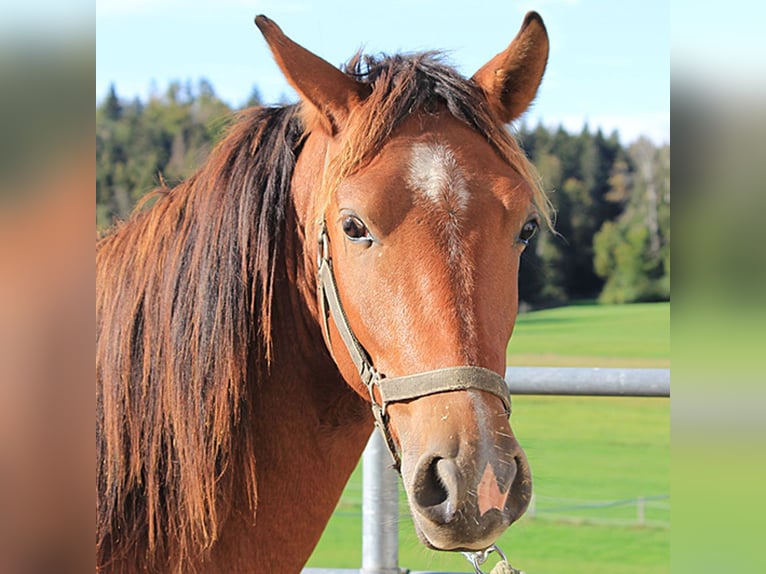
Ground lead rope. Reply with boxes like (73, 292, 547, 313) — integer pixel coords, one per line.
(462, 545, 524, 574)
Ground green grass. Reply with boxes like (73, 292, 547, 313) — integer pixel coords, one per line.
(306, 302, 670, 573)
(507, 302, 669, 368)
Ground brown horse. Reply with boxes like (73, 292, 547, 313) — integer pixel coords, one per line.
(96, 12, 551, 574)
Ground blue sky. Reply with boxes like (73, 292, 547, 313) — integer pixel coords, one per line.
(96, 0, 669, 145)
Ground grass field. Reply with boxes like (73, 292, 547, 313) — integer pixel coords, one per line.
(306, 302, 670, 573)
(508, 301, 669, 368)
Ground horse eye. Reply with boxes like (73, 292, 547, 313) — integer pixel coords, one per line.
(341, 215, 371, 242)
(518, 219, 539, 245)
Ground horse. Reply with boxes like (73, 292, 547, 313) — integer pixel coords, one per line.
(96, 12, 551, 573)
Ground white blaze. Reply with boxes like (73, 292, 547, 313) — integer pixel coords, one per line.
(408, 142, 470, 267)
(408, 142, 469, 216)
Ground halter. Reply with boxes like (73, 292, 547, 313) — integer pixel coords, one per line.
(316, 222, 511, 471)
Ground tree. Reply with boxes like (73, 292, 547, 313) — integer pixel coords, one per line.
(103, 83, 122, 121)
(593, 138, 670, 303)
(97, 81, 670, 307)
(246, 85, 263, 108)
(96, 78, 237, 229)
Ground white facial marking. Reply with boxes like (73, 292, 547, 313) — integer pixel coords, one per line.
(477, 460, 512, 516)
(471, 389, 512, 515)
(408, 142, 469, 216)
(408, 141, 478, 358)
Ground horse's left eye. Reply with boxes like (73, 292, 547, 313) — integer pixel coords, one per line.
(341, 215, 371, 243)
(518, 219, 539, 245)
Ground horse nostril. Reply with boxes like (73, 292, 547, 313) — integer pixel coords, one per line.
(413, 457, 460, 524)
(416, 458, 448, 507)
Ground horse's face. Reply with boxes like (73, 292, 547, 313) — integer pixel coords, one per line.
(326, 113, 537, 550)
(257, 12, 548, 552)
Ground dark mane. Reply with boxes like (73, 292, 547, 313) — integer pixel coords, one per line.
(97, 104, 303, 570)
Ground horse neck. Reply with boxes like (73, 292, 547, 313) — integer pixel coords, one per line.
(210, 194, 373, 573)
(264, 196, 369, 426)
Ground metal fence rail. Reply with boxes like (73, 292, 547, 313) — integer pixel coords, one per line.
(304, 366, 670, 574)
(505, 366, 669, 397)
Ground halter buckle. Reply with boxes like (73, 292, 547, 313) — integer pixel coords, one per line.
(366, 372, 384, 413)
(317, 222, 330, 271)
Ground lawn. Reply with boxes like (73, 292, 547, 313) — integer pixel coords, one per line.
(306, 302, 670, 573)
(507, 301, 669, 368)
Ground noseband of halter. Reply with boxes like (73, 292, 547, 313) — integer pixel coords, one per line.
(316, 223, 511, 471)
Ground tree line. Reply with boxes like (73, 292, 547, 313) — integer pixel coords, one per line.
(96, 80, 669, 306)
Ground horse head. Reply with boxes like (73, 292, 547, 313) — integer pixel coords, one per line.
(257, 12, 549, 553)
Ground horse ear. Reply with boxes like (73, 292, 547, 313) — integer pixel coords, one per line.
(255, 15, 369, 134)
(472, 11, 549, 124)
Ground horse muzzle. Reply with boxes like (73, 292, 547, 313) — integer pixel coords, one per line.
(391, 388, 532, 552)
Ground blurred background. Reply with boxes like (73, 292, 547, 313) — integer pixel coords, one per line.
(1, 1, 92, 572)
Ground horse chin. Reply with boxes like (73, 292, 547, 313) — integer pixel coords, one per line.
(410, 512, 508, 553)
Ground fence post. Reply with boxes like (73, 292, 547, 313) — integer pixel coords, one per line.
(637, 497, 645, 526)
(361, 430, 401, 574)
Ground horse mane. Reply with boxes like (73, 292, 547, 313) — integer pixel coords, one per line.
(97, 104, 304, 571)
(96, 51, 550, 573)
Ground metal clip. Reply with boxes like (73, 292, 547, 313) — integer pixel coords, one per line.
(366, 371, 384, 417)
(462, 544, 507, 574)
